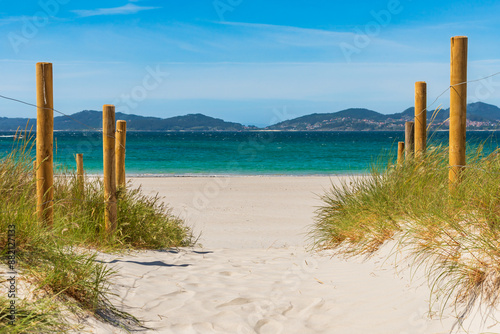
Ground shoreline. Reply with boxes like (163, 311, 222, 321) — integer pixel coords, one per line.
(3, 129, 500, 132)
(80, 172, 367, 178)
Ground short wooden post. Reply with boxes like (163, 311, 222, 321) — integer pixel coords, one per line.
(414, 81, 427, 157)
(115, 120, 127, 189)
(449, 36, 468, 185)
(36, 62, 54, 226)
(405, 121, 415, 158)
(397, 142, 405, 165)
(76, 153, 84, 194)
(103, 105, 117, 234)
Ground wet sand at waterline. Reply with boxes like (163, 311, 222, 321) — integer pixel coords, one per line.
(79, 176, 500, 333)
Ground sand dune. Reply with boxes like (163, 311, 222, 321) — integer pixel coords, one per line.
(77, 176, 500, 333)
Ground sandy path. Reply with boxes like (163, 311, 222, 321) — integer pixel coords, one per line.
(79, 176, 500, 333)
(130, 176, 341, 249)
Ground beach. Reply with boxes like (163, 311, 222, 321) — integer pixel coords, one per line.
(79, 176, 500, 333)
(1, 2, 498, 332)
(130, 175, 340, 249)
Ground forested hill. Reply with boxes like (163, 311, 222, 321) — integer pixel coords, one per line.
(0, 111, 255, 131)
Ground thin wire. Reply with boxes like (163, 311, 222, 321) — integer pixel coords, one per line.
(0, 94, 126, 150)
(0, 94, 101, 131)
(414, 71, 500, 118)
(0, 94, 39, 109)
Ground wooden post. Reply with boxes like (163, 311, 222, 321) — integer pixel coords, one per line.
(115, 120, 127, 189)
(103, 105, 117, 234)
(414, 81, 427, 157)
(36, 62, 54, 226)
(397, 142, 405, 165)
(76, 153, 84, 194)
(449, 36, 468, 185)
(405, 121, 415, 158)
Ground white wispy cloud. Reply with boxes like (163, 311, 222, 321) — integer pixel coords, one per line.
(211, 20, 415, 58)
(215, 21, 352, 44)
(72, 3, 159, 17)
(0, 15, 68, 25)
(0, 16, 26, 25)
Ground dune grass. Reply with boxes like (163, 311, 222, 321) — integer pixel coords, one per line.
(0, 130, 193, 333)
(312, 142, 500, 323)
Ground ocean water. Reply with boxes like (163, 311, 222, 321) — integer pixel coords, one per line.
(1, 131, 499, 175)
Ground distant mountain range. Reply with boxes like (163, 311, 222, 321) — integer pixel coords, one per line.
(267, 102, 500, 131)
(0, 111, 256, 131)
(2, 102, 500, 131)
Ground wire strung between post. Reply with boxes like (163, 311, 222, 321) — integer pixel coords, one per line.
(0, 94, 126, 150)
(413, 71, 500, 118)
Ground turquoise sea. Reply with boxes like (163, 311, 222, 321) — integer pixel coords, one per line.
(1, 131, 499, 175)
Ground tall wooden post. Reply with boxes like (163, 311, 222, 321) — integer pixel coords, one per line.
(449, 36, 468, 185)
(115, 120, 127, 189)
(36, 62, 54, 226)
(103, 105, 117, 234)
(414, 81, 427, 157)
(405, 121, 415, 159)
(76, 153, 84, 194)
(397, 142, 405, 165)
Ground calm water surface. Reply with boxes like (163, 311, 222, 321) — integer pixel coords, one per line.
(1, 131, 499, 175)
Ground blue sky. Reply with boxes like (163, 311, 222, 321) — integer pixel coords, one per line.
(1, 0, 500, 126)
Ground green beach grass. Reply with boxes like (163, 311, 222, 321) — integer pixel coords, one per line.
(312, 142, 500, 324)
(0, 130, 193, 333)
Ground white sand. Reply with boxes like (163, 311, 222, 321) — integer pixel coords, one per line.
(78, 176, 500, 334)
(131, 175, 340, 249)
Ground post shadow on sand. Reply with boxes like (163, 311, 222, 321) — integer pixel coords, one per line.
(95, 249, 214, 267)
(96, 259, 191, 267)
(157, 249, 214, 255)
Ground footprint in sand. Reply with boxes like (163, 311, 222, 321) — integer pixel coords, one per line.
(216, 297, 253, 308)
(254, 318, 284, 334)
